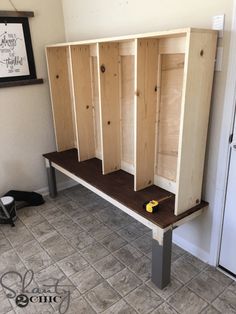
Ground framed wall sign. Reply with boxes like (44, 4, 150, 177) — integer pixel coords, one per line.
(0, 16, 36, 83)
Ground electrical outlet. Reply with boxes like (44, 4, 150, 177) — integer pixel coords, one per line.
(212, 14, 225, 38)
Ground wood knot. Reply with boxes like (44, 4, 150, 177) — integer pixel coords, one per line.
(100, 64, 106, 73)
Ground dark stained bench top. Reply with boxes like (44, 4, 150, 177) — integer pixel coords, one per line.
(43, 149, 208, 229)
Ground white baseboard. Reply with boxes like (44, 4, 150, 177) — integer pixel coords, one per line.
(36, 179, 78, 196)
(173, 232, 210, 264)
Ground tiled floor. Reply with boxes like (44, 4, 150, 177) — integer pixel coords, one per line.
(0, 185, 235, 314)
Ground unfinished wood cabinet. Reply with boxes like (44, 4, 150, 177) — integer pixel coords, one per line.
(46, 28, 217, 215)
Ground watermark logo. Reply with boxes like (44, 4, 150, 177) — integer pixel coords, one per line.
(15, 294, 29, 307)
(0, 270, 72, 313)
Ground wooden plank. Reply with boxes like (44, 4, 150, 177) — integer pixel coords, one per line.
(47, 28, 216, 48)
(159, 37, 186, 54)
(43, 149, 208, 229)
(134, 38, 158, 191)
(120, 55, 135, 170)
(0, 78, 43, 88)
(91, 55, 102, 159)
(67, 48, 78, 150)
(98, 42, 121, 174)
(46, 47, 75, 151)
(156, 54, 184, 183)
(0, 10, 34, 17)
(70, 45, 96, 161)
(175, 31, 217, 215)
(119, 40, 135, 56)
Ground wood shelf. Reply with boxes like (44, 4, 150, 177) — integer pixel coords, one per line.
(0, 10, 34, 18)
(43, 149, 208, 229)
(0, 78, 44, 88)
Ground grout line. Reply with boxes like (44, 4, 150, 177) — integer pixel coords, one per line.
(0, 227, 56, 312)
(42, 189, 235, 312)
(47, 191, 157, 310)
(42, 194, 143, 298)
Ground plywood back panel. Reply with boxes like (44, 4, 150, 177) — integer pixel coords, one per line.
(156, 54, 184, 182)
(46, 47, 75, 151)
(134, 38, 158, 191)
(175, 31, 217, 215)
(70, 45, 95, 161)
(119, 40, 135, 56)
(120, 55, 135, 172)
(91, 56, 102, 159)
(159, 36, 186, 54)
(98, 42, 121, 174)
(90, 44, 97, 57)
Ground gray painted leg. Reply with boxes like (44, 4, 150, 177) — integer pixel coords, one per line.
(46, 160, 57, 198)
(152, 228, 172, 289)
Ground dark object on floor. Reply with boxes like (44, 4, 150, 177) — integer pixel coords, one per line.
(4, 190, 45, 207)
(0, 196, 16, 227)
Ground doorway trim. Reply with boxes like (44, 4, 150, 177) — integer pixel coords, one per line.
(209, 0, 236, 266)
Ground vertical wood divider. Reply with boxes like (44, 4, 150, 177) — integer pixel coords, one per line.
(46, 47, 75, 152)
(134, 38, 159, 191)
(70, 45, 96, 161)
(98, 42, 121, 174)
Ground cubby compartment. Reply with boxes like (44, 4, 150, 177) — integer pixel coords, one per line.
(98, 40, 136, 176)
(154, 37, 186, 194)
(90, 45, 102, 160)
(46, 28, 217, 216)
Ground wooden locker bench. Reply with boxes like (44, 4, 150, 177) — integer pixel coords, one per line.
(43, 149, 208, 289)
(44, 27, 216, 290)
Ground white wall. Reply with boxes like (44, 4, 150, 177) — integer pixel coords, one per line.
(62, 0, 234, 262)
(0, 0, 66, 196)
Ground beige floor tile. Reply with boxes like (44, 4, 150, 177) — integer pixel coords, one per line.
(125, 284, 163, 314)
(85, 281, 121, 312)
(168, 286, 207, 314)
(108, 268, 142, 297)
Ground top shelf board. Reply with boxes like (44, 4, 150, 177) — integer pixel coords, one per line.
(45, 28, 217, 48)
